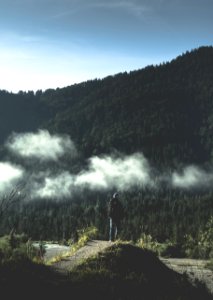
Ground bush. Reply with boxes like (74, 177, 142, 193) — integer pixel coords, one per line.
(183, 217, 213, 259)
(0, 233, 37, 263)
(70, 226, 99, 253)
(136, 234, 185, 258)
(160, 243, 185, 258)
(136, 233, 161, 255)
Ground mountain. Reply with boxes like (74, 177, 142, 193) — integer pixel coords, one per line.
(1, 46, 212, 167)
(39, 46, 213, 167)
(1, 47, 213, 242)
(0, 90, 45, 143)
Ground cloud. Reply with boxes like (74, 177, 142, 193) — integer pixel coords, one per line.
(51, 0, 149, 20)
(33, 171, 74, 199)
(6, 130, 77, 161)
(0, 162, 24, 193)
(75, 153, 152, 191)
(25, 153, 152, 199)
(95, 1, 150, 17)
(3, 129, 213, 199)
(172, 166, 213, 188)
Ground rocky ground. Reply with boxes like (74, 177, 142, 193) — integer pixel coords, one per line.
(160, 257, 213, 294)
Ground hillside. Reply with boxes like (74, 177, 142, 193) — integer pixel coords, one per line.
(1, 46, 213, 244)
(0, 46, 213, 167)
(1, 241, 212, 299)
(40, 46, 213, 166)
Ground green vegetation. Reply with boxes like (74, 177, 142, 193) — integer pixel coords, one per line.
(0, 47, 213, 300)
(68, 243, 212, 300)
(0, 232, 35, 263)
(0, 47, 213, 252)
(71, 226, 99, 250)
(0, 233, 60, 296)
(1, 46, 213, 164)
(0, 232, 212, 299)
(1, 190, 212, 260)
(136, 216, 213, 260)
(47, 226, 99, 264)
(183, 216, 213, 259)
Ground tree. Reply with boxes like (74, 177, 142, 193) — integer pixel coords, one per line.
(0, 184, 25, 219)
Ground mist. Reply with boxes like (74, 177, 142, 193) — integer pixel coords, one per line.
(75, 153, 152, 191)
(0, 162, 24, 193)
(6, 130, 77, 161)
(1, 130, 213, 200)
(32, 171, 75, 199)
(171, 165, 213, 188)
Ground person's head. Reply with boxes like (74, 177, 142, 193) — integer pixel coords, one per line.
(113, 192, 119, 199)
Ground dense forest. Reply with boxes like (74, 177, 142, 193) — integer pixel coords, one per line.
(1, 46, 213, 165)
(0, 46, 213, 249)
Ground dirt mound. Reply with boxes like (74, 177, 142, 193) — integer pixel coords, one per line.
(53, 242, 213, 300)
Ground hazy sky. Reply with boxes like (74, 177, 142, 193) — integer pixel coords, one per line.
(0, 0, 212, 92)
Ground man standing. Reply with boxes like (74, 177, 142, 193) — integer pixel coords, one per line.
(108, 193, 123, 242)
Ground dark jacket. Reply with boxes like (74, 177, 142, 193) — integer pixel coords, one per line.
(108, 197, 123, 222)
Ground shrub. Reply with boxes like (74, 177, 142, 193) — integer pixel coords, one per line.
(136, 233, 161, 255)
(160, 243, 185, 258)
(0, 233, 37, 264)
(183, 217, 213, 259)
(77, 226, 98, 246)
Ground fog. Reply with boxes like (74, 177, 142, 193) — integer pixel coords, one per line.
(0, 162, 23, 193)
(1, 130, 213, 199)
(75, 153, 151, 190)
(172, 165, 213, 188)
(6, 130, 77, 161)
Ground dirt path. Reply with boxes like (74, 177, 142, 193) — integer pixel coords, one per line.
(160, 257, 213, 294)
(51, 240, 112, 274)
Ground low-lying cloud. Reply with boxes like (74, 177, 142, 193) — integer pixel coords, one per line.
(29, 153, 151, 199)
(2, 130, 213, 200)
(33, 171, 74, 199)
(75, 153, 151, 190)
(6, 130, 76, 161)
(0, 162, 24, 193)
(172, 166, 213, 188)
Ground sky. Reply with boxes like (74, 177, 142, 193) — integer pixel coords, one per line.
(0, 0, 212, 92)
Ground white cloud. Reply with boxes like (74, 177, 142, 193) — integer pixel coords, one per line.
(6, 130, 77, 161)
(34, 171, 74, 198)
(93, 1, 150, 17)
(172, 166, 213, 188)
(27, 153, 152, 199)
(3, 129, 213, 200)
(75, 153, 151, 190)
(0, 162, 24, 193)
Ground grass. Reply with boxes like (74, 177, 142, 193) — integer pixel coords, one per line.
(46, 226, 99, 265)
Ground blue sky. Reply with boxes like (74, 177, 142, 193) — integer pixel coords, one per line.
(0, 0, 212, 92)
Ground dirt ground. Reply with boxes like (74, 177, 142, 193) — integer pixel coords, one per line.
(51, 240, 111, 274)
(160, 257, 213, 294)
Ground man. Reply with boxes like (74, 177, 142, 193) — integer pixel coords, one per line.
(108, 192, 123, 242)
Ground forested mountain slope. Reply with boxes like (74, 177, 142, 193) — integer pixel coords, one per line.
(0, 46, 213, 243)
(1, 46, 213, 167)
(40, 46, 213, 167)
(0, 47, 213, 164)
